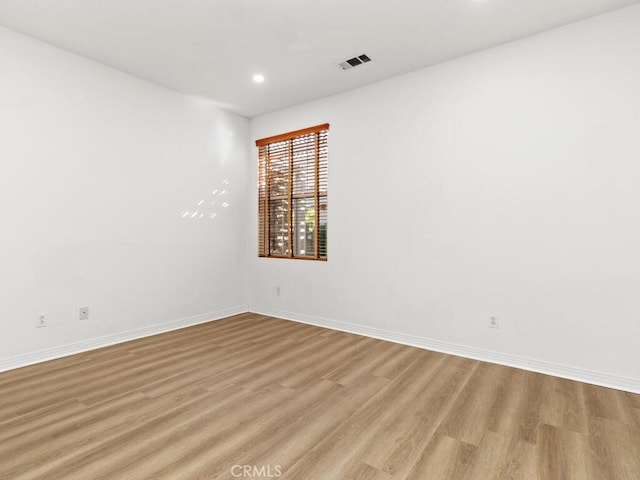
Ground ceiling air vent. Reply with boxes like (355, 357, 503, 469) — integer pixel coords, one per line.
(339, 54, 372, 70)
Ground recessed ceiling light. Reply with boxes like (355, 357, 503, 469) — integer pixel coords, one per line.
(253, 74, 265, 83)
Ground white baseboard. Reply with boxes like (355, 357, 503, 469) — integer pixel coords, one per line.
(250, 306, 640, 395)
(0, 304, 248, 373)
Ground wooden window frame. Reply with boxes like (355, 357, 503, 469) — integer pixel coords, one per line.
(256, 123, 329, 261)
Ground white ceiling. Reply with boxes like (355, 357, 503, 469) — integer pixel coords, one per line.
(0, 0, 637, 117)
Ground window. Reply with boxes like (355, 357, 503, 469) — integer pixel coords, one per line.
(256, 124, 328, 260)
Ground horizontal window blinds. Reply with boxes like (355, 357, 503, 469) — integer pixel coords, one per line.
(256, 124, 328, 260)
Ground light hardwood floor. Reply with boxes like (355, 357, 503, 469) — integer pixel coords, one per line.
(1, 313, 639, 479)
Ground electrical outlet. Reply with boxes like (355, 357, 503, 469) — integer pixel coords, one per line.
(489, 316, 499, 329)
(37, 313, 48, 328)
(79, 306, 89, 320)
(275, 286, 281, 296)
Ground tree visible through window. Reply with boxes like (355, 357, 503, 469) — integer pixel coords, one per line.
(256, 124, 328, 260)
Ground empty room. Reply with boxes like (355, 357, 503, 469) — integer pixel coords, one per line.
(1, 1, 639, 479)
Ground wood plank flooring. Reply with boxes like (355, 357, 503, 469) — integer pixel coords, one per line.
(1, 313, 639, 479)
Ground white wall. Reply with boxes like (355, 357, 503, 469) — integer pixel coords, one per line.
(0, 26, 249, 367)
(249, 5, 640, 391)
